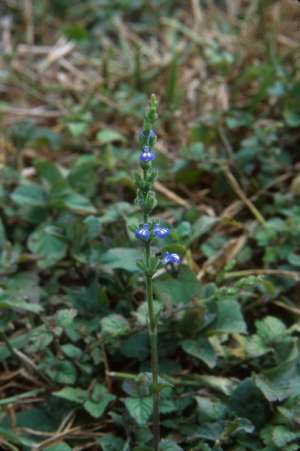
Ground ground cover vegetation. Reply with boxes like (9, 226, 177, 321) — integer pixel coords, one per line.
(1, 0, 300, 450)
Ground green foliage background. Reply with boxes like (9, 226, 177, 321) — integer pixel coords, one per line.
(1, 0, 300, 449)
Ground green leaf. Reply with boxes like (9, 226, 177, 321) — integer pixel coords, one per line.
(196, 375, 237, 395)
(61, 191, 96, 215)
(11, 183, 47, 207)
(28, 225, 67, 267)
(159, 440, 184, 451)
(45, 444, 73, 451)
(254, 359, 300, 401)
(121, 332, 149, 361)
(27, 327, 53, 352)
(256, 316, 287, 344)
(272, 426, 297, 447)
(61, 344, 82, 359)
(96, 129, 126, 145)
(56, 308, 77, 328)
(84, 384, 115, 418)
(99, 248, 142, 272)
(97, 434, 125, 451)
(229, 378, 269, 428)
(101, 314, 130, 338)
(68, 155, 98, 193)
(181, 338, 217, 368)
(46, 360, 77, 385)
(154, 266, 202, 305)
(221, 418, 254, 439)
(53, 387, 87, 404)
(0, 294, 43, 313)
(208, 299, 247, 335)
(133, 301, 162, 326)
(124, 396, 153, 425)
(36, 160, 67, 189)
(287, 252, 300, 267)
(195, 396, 226, 422)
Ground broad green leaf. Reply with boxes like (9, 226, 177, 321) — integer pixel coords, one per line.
(256, 316, 287, 344)
(56, 308, 77, 328)
(287, 252, 300, 267)
(0, 326, 44, 362)
(159, 440, 184, 451)
(160, 399, 177, 414)
(195, 396, 226, 422)
(96, 129, 126, 144)
(101, 314, 130, 338)
(68, 155, 98, 191)
(46, 360, 77, 385)
(45, 444, 73, 451)
(124, 396, 153, 425)
(61, 344, 82, 359)
(207, 299, 247, 335)
(221, 418, 254, 439)
(27, 327, 53, 352)
(181, 338, 217, 368)
(229, 378, 269, 428)
(196, 375, 237, 395)
(11, 183, 47, 207)
(0, 294, 42, 314)
(35, 160, 67, 189)
(272, 426, 297, 447)
(66, 276, 108, 314)
(99, 248, 142, 272)
(154, 266, 202, 305)
(84, 215, 102, 239)
(28, 225, 67, 267)
(53, 387, 87, 404)
(121, 332, 149, 361)
(132, 301, 162, 326)
(97, 434, 125, 451)
(84, 384, 115, 418)
(61, 191, 96, 215)
(254, 359, 300, 401)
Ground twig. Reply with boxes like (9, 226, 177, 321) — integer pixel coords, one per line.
(154, 180, 190, 208)
(224, 269, 300, 281)
(222, 164, 266, 225)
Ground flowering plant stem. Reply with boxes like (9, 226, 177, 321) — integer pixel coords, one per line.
(145, 240, 160, 450)
(135, 95, 161, 450)
(135, 96, 180, 448)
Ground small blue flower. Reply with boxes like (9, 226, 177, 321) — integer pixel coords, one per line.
(162, 251, 181, 265)
(139, 146, 155, 162)
(135, 224, 151, 241)
(153, 223, 170, 239)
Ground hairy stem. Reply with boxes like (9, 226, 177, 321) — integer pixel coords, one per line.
(145, 241, 160, 450)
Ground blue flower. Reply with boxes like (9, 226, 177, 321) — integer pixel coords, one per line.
(153, 223, 170, 239)
(135, 224, 151, 241)
(162, 251, 181, 265)
(139, 146, 155, 162)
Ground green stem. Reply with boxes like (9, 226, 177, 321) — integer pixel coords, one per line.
(145, 241, 160, 451)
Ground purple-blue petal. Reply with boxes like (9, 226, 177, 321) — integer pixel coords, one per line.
(135, 224, 151, 241)
(139, 149, 156, 162)
(153, 224, 170, 239)
(162, 251, 181, 265)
